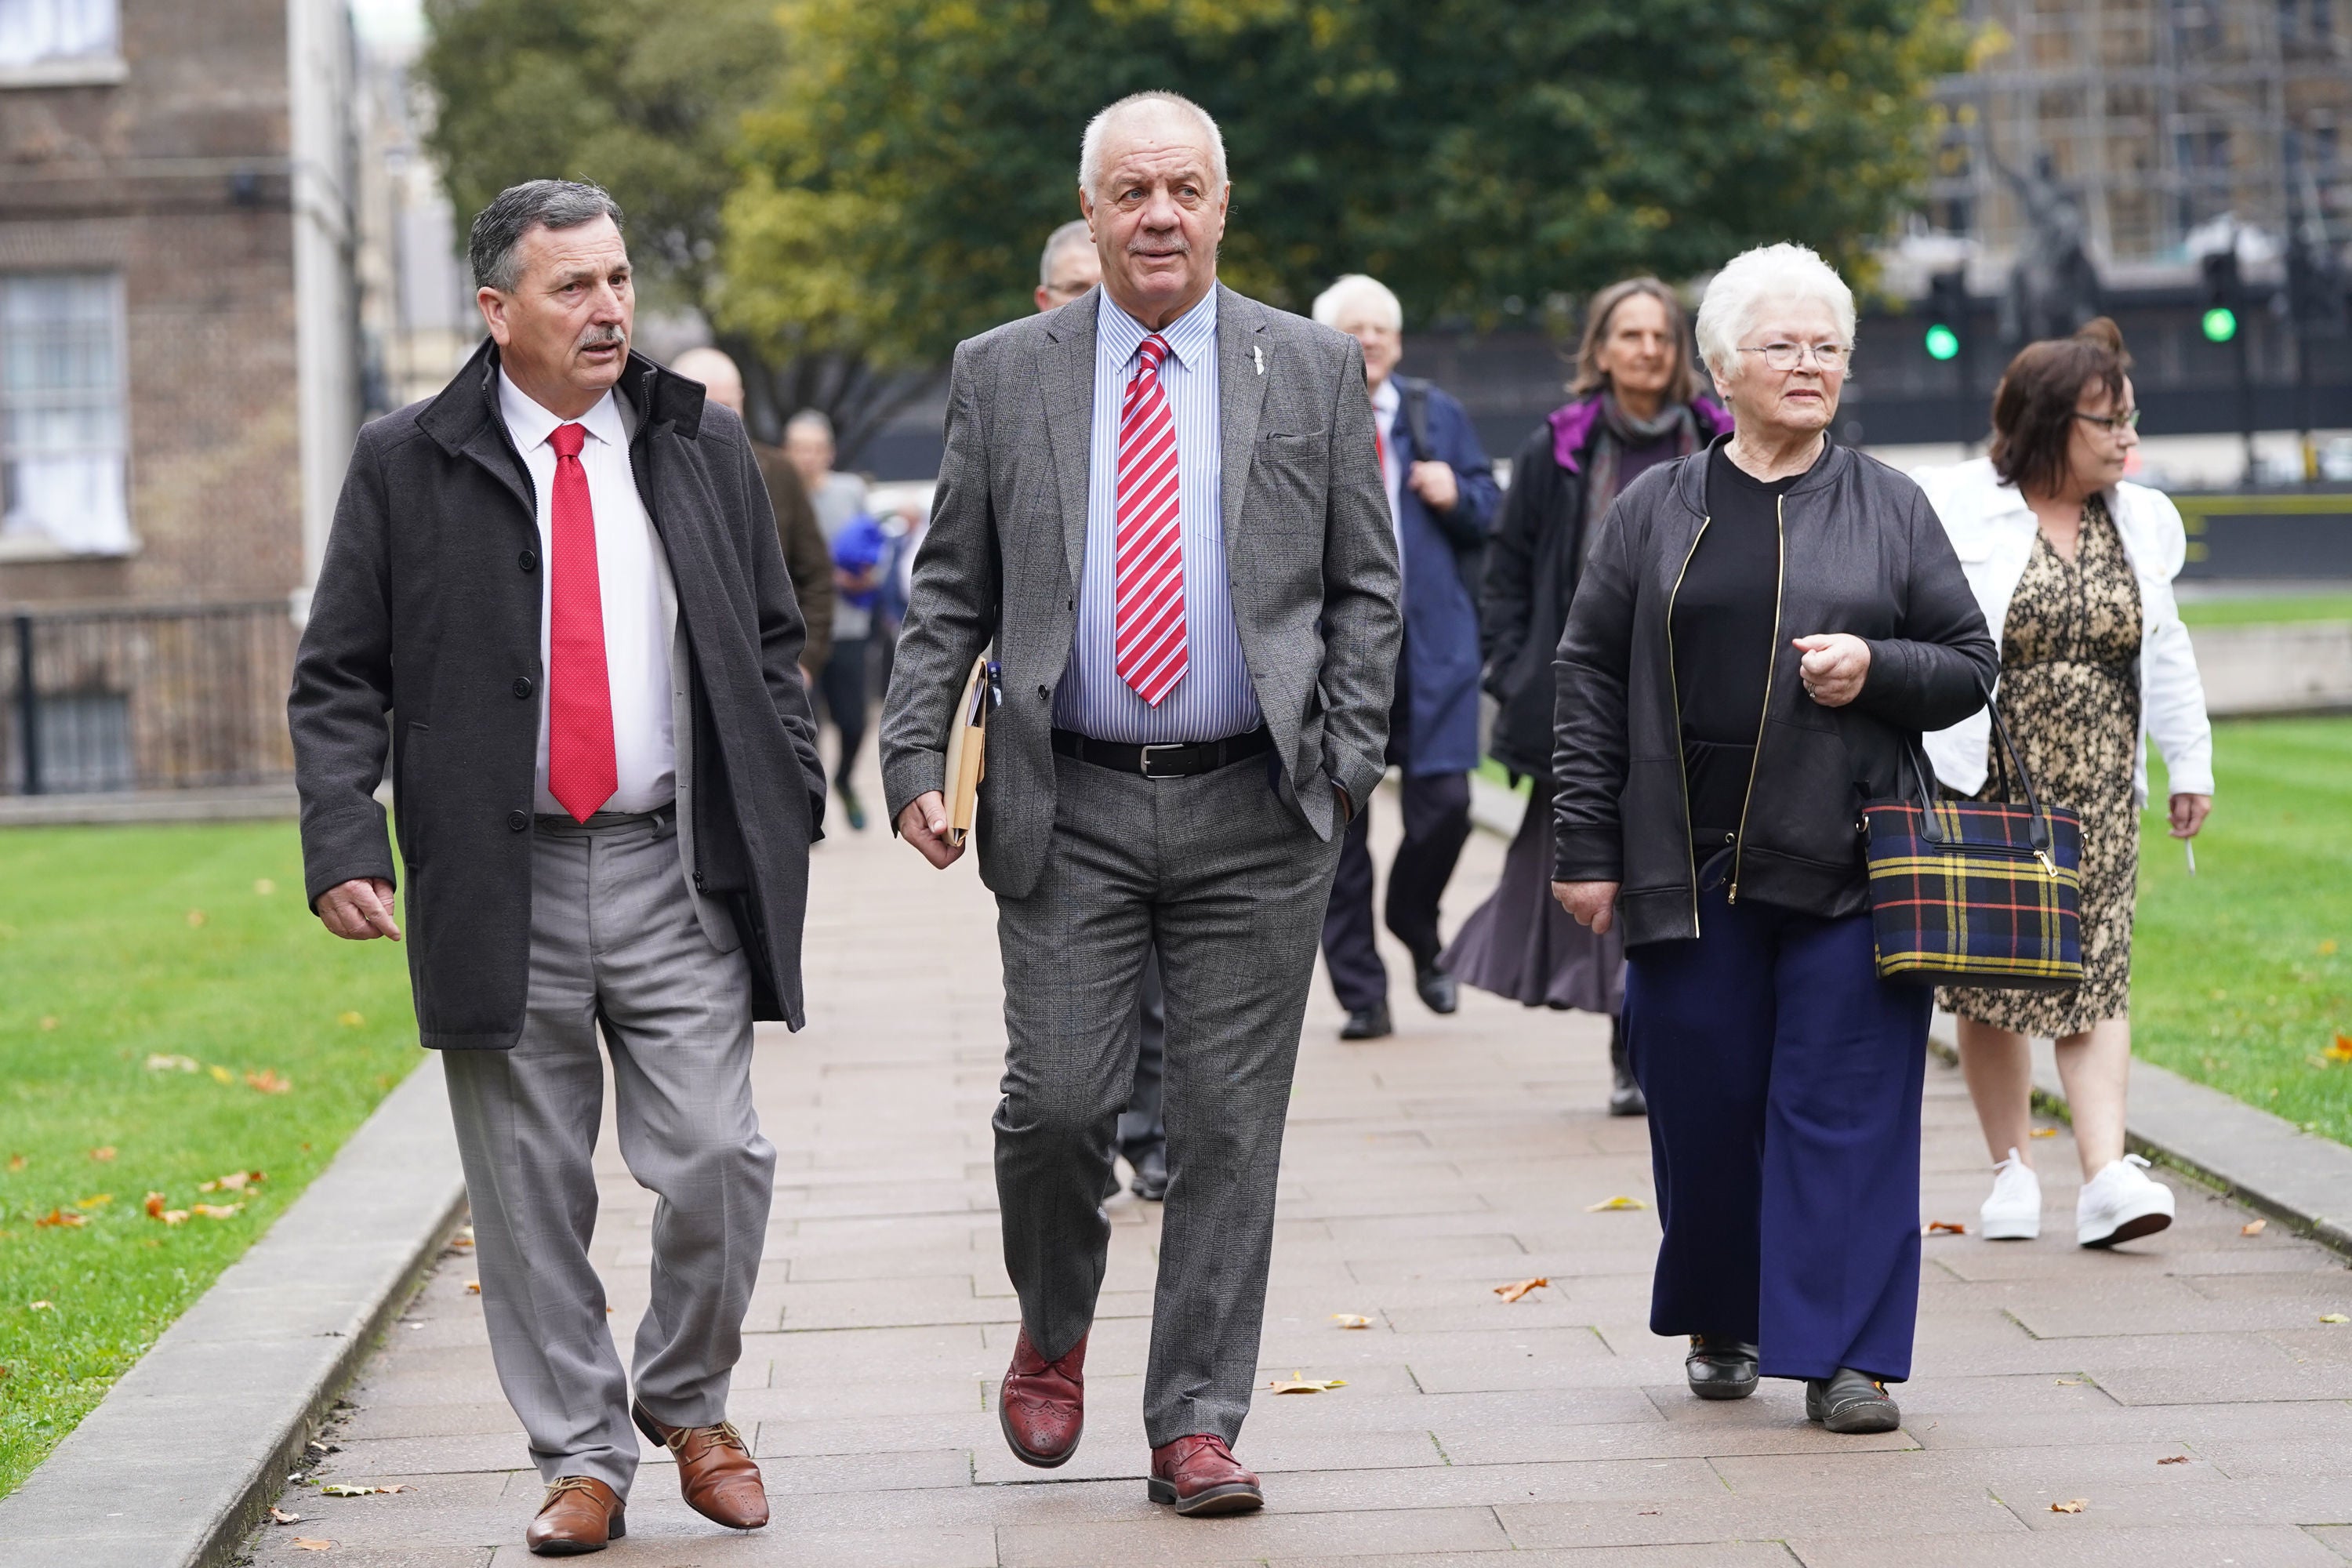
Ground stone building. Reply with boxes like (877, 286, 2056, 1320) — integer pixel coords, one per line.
(0, 0, 361, 792)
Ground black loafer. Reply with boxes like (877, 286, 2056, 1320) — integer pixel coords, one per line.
(1414, 964, 1458, 1015)
(1805, 1367, 1900, 1434)
(1340, 1003, 1392, 1040)
(1128, 1145, 1168, 1201)
(1684, 1334, 1759, 1400)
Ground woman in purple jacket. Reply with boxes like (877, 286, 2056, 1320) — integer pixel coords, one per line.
(1444, 278, 1730, 1115)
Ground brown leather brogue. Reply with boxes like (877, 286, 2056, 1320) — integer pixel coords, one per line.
(630, 1402, 771, 1529)
(997, 1327, 1087, 1467)
(1148, 1433, 1264, 1516)
(525, 1475, 625, 1555)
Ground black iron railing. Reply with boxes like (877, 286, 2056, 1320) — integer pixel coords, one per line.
(1, 601, 299, 796)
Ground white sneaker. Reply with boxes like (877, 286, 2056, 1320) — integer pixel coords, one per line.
(2077, 1153, 2176, 1248)
(1980, 1149, 2042, 1240)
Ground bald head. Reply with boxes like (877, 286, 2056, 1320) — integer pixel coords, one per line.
(672, 346, 744, 415)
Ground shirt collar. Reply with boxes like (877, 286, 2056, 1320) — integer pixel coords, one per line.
(1100, 286, 1218, 372)
(1370, 377, 1399, 419)
(497, 368, 626, 454)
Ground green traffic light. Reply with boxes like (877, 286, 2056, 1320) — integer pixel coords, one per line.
(1924, 324, 1960, 361)
(2201, 306, 2238, 343)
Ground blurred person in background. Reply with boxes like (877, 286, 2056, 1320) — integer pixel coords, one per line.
(787, 409, 877, 827)
(1036, 217, 1101, 310)
(1915, 318, 2212, 1250)
(1552, 242, 1994, 1435)
(1035, 219, 1168, 1200)
(1312, 273, 1499, 1040)
(1445, 278, 1730, 1112)
(673, 347, 835, 684)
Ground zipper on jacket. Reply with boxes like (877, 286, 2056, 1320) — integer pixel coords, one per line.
(1726, 495, 1788, 904)
(1664, 516, 1709, 938)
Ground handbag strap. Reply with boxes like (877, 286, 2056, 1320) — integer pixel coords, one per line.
(1909, 678, 2050, 853)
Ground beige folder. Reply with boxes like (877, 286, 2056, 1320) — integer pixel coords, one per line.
(941, 655, 989, 846)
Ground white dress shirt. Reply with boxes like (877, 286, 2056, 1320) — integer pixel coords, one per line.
(498, 370, 679, 816)
(1051, 289, 1263, 742)
(1370, 376, 1405, 604)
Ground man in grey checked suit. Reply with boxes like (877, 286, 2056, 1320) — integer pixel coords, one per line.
(880, 91, 1399, 1515)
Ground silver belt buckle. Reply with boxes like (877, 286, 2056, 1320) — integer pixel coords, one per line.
(1138, 742, 1183, 779)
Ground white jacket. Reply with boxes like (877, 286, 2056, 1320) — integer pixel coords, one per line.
(1913, 457, 2214, 807)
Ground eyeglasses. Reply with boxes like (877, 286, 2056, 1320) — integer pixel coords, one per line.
(2071, 407, 2142, 434)
(1737, 342, 1848, 372)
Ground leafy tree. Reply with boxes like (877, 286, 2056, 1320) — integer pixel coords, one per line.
(417, 0, 815, 426)
(720, 0, 1966, 383)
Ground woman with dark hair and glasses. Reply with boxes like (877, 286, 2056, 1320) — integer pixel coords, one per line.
(1914, 318, 2213, 1250)
(1443, 278, 1730, 1115)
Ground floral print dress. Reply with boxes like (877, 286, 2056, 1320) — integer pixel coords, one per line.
(1940, 494, 2142, 1036)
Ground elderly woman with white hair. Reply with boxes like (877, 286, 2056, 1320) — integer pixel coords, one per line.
(1550, 243, 1997, 1432)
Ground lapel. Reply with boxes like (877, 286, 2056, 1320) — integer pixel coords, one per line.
(418, 341, 536, 521)
(1215, 283, 1271, 564)
(1040, 292, 1098, 590)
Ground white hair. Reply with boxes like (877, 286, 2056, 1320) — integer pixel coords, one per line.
(1693, 242, 1857, 380)
(1311, 274, 1402, 332)
(1078, 91, 1228, 198)
(1038, 219, 1093, 288)
(783, 408, 833, 442)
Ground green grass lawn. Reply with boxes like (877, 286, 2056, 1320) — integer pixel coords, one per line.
(0, 821, 419, 1496)
(2176, 593, 2352, 626)
(2132, 717, 2352, 1145)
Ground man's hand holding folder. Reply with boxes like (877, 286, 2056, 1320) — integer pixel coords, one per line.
(898, 655, 995, 869)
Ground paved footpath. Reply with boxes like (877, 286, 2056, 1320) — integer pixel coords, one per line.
(247, 779, 2352, 1568)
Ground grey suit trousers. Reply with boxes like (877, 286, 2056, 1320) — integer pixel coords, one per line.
(441, 808, 775, 1496)
(996, 751, 1341, 1447)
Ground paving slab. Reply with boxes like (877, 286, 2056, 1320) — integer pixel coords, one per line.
(218, 767, 2352, 1565)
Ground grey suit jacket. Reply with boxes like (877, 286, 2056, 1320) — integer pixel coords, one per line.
(879, 283, 1403, 901)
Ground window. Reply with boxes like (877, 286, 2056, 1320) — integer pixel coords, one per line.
(0, 0, 117, 69)
(1, 273, 132, 557)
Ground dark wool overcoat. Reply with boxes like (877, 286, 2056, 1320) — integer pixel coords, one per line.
(289, 339, 827, 1048)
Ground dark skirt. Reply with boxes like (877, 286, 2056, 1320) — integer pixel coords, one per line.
(1442, 775, 1624, 1015)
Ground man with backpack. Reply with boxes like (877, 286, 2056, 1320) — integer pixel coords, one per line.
(1311, 275, 1500, 1040)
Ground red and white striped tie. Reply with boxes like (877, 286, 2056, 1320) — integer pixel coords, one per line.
(1112, 334, 1187, 706)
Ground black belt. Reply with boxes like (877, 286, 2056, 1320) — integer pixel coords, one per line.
(1051, 725, 1273, 779)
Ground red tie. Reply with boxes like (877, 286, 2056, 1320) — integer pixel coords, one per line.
(546, 423, 616, 822)
(1112, 335, 1187, 706)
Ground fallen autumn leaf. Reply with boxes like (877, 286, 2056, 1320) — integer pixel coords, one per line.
(2327, 1034, 2352, 1063)
(2158, 1455, 2189, 1465)
(5, 1154, 24, 1171)
(185, 909, 206, 927)
(2242, 1219, 2268, 1236)
(337, 1011, 365, 1028)
(291, 1538, 332, 1552)
(200, 1171, 262, 1193)
(245, 1070, 292, 1094)
(1925, 1220, 1967, 1235)
(1584, 1195, 1649, 1211)
(320, 1483, 410, 1497)
(1494, 1276, 1549, 1302)
(145, 1054, 199, 1073)
(191, 1203, 242, 1221)
(33, 1208, 83, 1229)
(207, 1065, 234, 1085)
(1268, 1372, 1347, 1394)
(2049, 1498, 2087, 1513)
(75, 1194, 111, 1210)
(28, 1301, 52, 1311)
(464, 1280, 481, 1294)
(2029, 1127, 2058, 1138)
(1330, 1313, 1371, 1328)
(270, 1507, 303, 1525)
(255, 879, 276, 896)
(2321, 1314, 2349, 1324)
(88, 1146, 115, 1163)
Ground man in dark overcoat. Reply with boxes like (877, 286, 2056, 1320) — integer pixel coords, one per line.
(288, 180, 824, 1557)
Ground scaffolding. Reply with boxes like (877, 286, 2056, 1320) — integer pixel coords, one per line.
(1926, 0, 2352, 274)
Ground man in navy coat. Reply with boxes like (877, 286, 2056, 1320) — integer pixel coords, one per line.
(1312, 275, 1501, 1039)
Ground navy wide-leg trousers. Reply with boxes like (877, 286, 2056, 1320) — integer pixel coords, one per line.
(1624, 868, 1932, 1384)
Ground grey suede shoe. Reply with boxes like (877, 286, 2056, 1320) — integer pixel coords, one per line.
(1804, 1367, 1900, 1433)
(1684, 1334, 1760, 1400)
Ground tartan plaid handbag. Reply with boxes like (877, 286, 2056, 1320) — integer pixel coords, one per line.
(1861, 690, 2083, 990)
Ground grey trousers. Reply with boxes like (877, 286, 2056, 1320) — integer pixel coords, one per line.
(996, 751, 1342, 1446)
(441, 809, 775, 1497)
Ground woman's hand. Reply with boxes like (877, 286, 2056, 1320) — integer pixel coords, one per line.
(1793, 633, 1871, 707)
(2169, 793, 2211, 840)
(1552, 880, 1619, 935)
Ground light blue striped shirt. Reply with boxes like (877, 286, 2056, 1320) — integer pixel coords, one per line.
(1051, 289, 1263, 742)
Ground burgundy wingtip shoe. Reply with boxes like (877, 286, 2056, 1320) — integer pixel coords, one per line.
(998, 1327, 1087, 1467)
(1148, 1433, 1265, 1516)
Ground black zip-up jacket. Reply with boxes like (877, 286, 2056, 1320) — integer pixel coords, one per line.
(1550, 437, 1996, 946)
